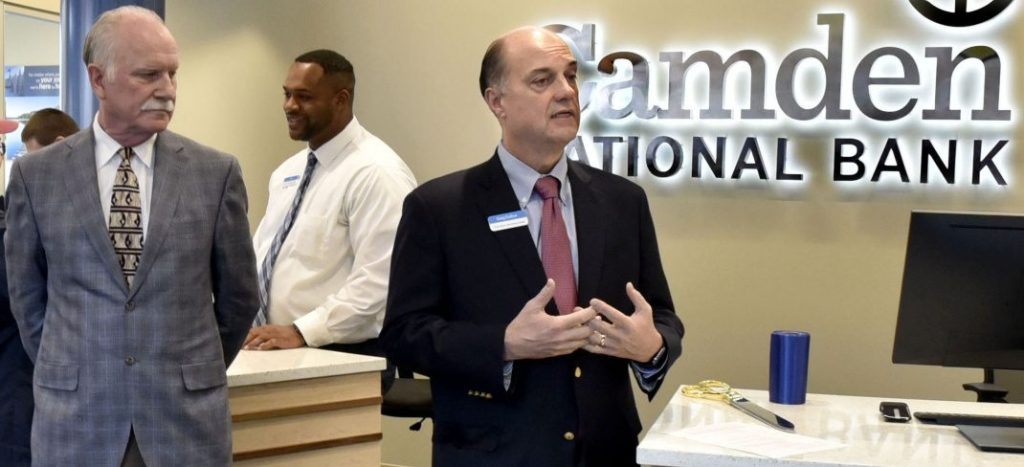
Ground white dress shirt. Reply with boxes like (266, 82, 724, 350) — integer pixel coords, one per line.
(93, 114, 155, 237)
(252, 117, 417, 347)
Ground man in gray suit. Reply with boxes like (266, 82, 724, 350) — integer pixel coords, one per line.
(5, 6, 259, 466)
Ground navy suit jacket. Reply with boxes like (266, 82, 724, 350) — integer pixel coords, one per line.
(382, 154, 684, 466)
(0, 202, 31, 467)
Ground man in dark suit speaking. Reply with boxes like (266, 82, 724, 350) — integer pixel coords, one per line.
(5, 6, 258, 466)
(381, 27, 685, 466)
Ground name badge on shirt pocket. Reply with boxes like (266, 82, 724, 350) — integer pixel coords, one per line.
(282, 174, 301, 188)
(488, 210, 528, 232)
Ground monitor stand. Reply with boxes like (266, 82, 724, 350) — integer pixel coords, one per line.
(964, 369, 1009, 403)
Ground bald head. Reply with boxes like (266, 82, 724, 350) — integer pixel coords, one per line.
(479, 27, 571, 98)
(479, 26, 580, 172)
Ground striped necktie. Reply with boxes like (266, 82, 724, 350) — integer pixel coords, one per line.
(253, 151, 318, 326)
(108, 147, 144, 288)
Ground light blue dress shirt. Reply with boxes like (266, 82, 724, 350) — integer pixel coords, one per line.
(496, 143, 578, 281)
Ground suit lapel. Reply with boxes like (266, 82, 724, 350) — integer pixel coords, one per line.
(128, 132, 186, 297)
(64, 129, 128, 293)
(568, 161, 606, 304)
(473, 154, 548, 303)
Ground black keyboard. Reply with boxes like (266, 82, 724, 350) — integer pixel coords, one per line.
(914, 412, 1024, 428)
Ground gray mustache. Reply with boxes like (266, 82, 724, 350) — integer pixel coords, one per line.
(141, 99, 174, 112)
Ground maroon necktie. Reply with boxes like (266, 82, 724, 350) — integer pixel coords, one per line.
(534, 176, 577, 314)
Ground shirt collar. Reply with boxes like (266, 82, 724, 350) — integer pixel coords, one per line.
(496, 142, 570, 208)
(306, 117, 361, 166)
(92, 114, 156, 169)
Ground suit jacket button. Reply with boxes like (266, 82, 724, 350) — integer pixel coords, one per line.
(125, 356, 136, 366)
(574, 366, 582, 378)
(563, 431, 575, 441)
(125, 301, 135, 312)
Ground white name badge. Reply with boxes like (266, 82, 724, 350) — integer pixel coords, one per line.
(488, 210, 528, 232)
(281, 174, 300, 188)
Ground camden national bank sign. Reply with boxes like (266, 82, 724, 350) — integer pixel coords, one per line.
(547, 0, 1017, 190)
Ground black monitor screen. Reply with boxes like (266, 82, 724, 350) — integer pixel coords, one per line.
(893, 211, 1024, 370)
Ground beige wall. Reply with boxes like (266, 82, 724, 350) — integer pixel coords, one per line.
(3, 8, 58, 65)
(165, 1, 1024, 465)
(4, 0, 57, 13)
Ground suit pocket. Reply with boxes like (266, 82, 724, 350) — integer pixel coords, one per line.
(181, 360, 227, 391)
(35, 361, 79, 391)
(433, 422, 499, 452)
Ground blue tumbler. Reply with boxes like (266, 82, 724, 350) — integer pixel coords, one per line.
(769, 330, 810, 404)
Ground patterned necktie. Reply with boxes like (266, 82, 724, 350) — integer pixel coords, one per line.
(254, 151, 318, 326)
(534, 176, 577, 314)
(108, 147, 144, 289)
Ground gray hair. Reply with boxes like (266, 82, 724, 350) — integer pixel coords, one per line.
(83, 6, 164, 72)
(479, 36, 508, 97)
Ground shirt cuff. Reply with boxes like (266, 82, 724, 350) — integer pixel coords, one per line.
(631, 345, 667, 392)
(503, 361, 514, 391)
(292, 310, 329, 347)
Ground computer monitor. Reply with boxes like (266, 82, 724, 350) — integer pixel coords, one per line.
(893, 211, 1024, 374)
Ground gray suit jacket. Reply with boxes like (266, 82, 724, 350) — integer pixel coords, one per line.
(5, 128, 259, 466)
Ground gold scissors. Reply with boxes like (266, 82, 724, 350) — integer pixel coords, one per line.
(683, 380, 795, 432)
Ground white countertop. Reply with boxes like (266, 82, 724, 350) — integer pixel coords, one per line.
(227, 348, 386, 387)
(639, 386, 1024, 466)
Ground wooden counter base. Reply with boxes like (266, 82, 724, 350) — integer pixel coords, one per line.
(228, 351, 384, 466)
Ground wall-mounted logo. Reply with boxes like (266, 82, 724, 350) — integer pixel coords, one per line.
(909, 0, 1013, 27)
(548, 4, 1016, 191)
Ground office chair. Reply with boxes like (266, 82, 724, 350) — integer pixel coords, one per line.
(381, 366, 433, 431)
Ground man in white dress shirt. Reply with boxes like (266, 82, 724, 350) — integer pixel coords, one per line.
(245, 50, 416, 377)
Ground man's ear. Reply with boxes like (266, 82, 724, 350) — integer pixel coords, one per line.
(484, 87, 504, 120)
(87, 64, 106, 99)
(335, 88, 352, 109)
(54, 135, 66, 142)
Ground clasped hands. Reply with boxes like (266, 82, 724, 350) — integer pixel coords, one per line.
(503, 279, 662, 362)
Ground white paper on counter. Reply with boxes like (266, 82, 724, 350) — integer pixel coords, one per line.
(667, 422, 846, 459)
